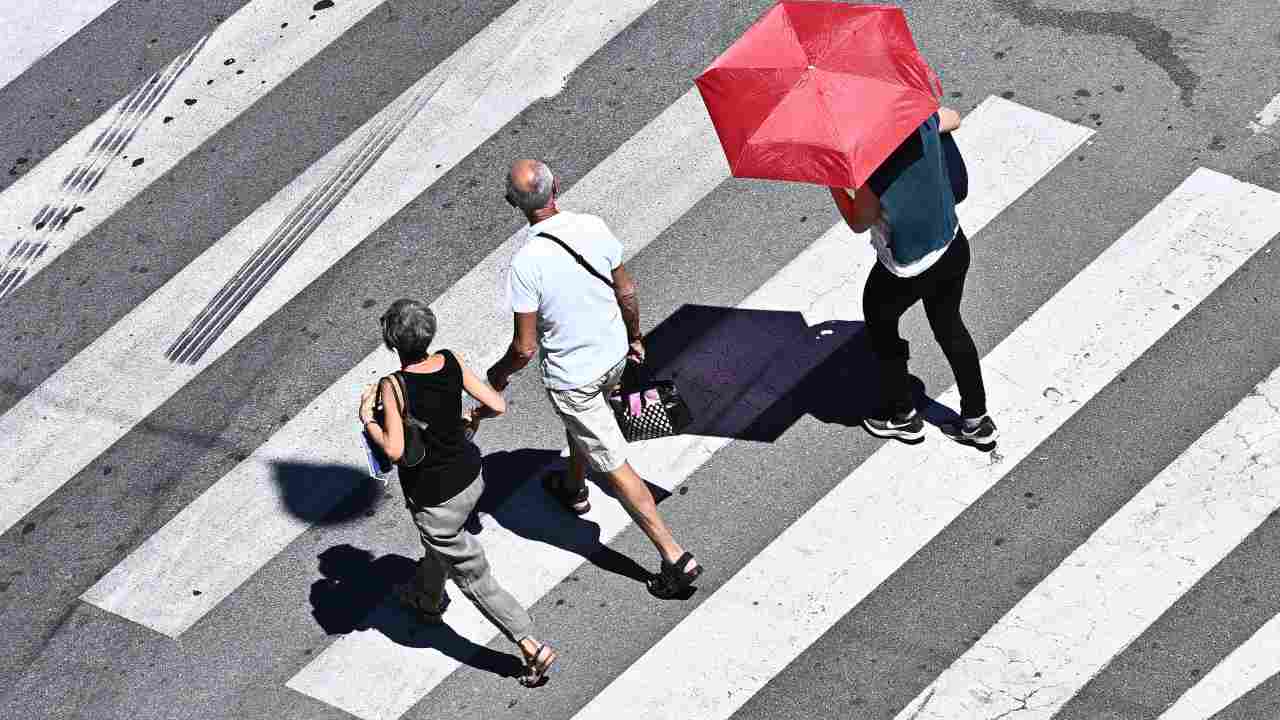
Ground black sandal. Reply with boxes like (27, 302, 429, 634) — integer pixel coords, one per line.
(519, 642, 558, 688)
(542, 471, 590, 515)
(647, 552, 703, 599)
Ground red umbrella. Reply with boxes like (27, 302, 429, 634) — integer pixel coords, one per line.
(694, 1, 942, 189)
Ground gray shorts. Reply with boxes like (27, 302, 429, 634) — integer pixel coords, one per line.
(546, 358, 628, 473)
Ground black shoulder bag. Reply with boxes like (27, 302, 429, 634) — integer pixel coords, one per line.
(941, 132, 968, 204)
(384, 372, 429, 467)
(537, 231, 692, 442)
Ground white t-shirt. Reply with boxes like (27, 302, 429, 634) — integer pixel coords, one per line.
(507, 211, 629, 390)
(868, 209, 956, 278)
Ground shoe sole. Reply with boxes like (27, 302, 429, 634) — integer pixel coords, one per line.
(862, 420, 925, 442)
(957, 425, 1000, 444)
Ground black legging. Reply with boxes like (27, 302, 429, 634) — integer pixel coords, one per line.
(862, 228, 987, 419)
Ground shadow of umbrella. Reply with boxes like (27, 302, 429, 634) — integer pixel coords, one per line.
(308, 544, 522, 678)
(642, 304, 873, 442)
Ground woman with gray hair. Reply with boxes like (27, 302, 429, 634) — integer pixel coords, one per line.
(359, 298, 558, 687)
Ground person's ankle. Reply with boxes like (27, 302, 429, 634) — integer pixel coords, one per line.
(962, 414, 987, 429)
(661, 546, 694, 567)
(518, 637, 540, 657)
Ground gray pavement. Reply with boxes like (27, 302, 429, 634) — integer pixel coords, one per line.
(2, 1, 1280, 719)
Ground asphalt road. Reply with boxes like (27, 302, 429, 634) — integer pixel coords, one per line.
(2, 1, 1279, 719)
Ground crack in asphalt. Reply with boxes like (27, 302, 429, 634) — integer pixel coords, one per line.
(993, 0, 1200, 107)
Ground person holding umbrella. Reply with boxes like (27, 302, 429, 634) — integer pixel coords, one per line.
(830, 108, 997, 444)
(694, 1, 997, 444)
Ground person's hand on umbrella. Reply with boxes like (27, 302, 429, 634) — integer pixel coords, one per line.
(695, 2, 944, 189)
(939, 106, 962, 133)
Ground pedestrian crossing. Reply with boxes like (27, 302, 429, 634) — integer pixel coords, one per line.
(3, 3, 1280, 720)
(0, 0, 121, 91)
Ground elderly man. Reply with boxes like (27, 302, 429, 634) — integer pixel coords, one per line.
(484, 159, 702, 599)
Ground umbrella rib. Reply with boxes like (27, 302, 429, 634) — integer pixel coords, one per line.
(808, 74, 850, 162)
(777, 2, 809, 65)
(809, 10, 884, 68)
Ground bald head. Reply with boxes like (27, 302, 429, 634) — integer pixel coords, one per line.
(506, 159, 555, 212)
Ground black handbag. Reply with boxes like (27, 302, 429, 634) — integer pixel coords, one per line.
(384, 372, 429, 467)
(606, 364, 693, 442)
(941, 131, 968, 204)
(537, 231, 694, 441)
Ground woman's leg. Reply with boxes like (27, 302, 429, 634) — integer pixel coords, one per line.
(416, 475, 535, 645)
(862, 262, 922, 417)
(921, 230, 987, 419)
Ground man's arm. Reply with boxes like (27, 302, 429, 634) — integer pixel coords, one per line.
(486, 311, 538, 392)
(612, 263, 645, 362)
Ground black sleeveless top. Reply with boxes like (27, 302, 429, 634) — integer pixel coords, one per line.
(394, 350, 482, 507)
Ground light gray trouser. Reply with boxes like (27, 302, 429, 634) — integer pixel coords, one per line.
(407, 474, 533, 644)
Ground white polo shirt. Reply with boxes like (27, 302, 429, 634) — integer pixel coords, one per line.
(507, 211, 629, 390)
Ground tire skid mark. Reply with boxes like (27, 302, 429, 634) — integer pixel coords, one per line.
(0, 35, 208, 301)
(165, 85, 433, 364)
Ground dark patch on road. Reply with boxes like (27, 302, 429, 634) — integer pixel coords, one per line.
(994, 0, 1199, 106)
(313, 0, 335, 10)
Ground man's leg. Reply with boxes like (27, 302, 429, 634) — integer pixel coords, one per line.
(547, 360, 698, 573)
(601, 460, 687, 566)
(566, 429, 589, 492)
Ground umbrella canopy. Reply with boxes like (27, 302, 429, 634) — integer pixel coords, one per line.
(694, 1, 942, 189)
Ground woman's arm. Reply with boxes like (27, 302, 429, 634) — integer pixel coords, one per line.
(461, 358, 506, 417)
(829, 185, 881, 233)
(361, 378, 405, 462)
(938, 106, 961, 133)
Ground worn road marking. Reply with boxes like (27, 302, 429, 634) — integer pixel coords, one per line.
(0, 0, 385, 299)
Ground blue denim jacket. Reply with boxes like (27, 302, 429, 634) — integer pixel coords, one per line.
(866, 113, 959, 267)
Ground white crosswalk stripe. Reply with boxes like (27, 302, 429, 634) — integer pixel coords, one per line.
(0, 0, 121, 92)
(1158, 610, 1280, 720)
(5, 3, 1280, 718)
(571, 168, 1280, 720)
(898, 360, 1280, 719)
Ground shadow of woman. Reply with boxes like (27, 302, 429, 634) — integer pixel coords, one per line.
(307, 544, 523, 678)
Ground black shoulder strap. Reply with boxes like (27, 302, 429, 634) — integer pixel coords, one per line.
(537, 231, 614, 289)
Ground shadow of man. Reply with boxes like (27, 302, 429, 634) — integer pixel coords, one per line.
(471, 448, 655, 584)
(307, 544, 522, 678)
